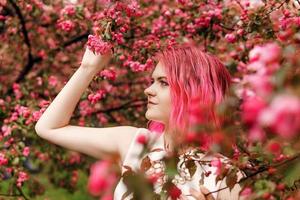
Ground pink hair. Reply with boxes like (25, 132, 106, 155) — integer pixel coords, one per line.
(147, 44, 231, 137)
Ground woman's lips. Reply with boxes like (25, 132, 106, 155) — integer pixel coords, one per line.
(147, 102, 157, 107)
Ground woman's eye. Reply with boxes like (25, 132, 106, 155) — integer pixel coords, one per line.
(160, 81, 168, 86)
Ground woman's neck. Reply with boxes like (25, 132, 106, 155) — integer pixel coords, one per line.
(162, 127, 197, 155)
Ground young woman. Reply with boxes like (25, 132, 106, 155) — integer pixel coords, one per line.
(35, 44, 244, 200)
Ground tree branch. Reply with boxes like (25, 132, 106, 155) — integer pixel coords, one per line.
(5, 31, 90, 96)
(205, 153, 300, 197)
(72, 98, 147, 119)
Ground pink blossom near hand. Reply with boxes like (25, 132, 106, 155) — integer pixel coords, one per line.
(210, 158, 222, 175)
(87, 160, 117, 196)
(259, 94, 300, 138)
(87, 35, 113, 55)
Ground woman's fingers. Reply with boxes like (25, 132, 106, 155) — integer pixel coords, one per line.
(199, 186, 215, 200)
(189, 187, 206, 200)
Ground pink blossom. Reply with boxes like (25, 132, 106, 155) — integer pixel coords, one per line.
(259, 94, 300, 138)
(98, 0, 111, 8)
(176, 0, 189, 5)
(126, 61, 147, 72)
(267, 141, 281, 155)
(16, 171, 29, 187)
(249, 43, 281, 64)
(1, 125, 12, 137)
(88, 89, 106, 104)
(0, 98, 4, 106)
(97, 113, 108, 125)
(87, 35, 112, 55)
(210, 158, 222, 175)
(241, 95, 266, 125)
(87, 160, 117, 196)
(248, 126, 266, 142)
(0, 153, 8, 166)
(240, 187, 252, 197)
(12, 83, 23, 99)
(32, 111, 42, 121)
(79, 100, 93, 116)
(0, 15, 6, 21)
(57, 19, 75, 32)
(99, 68, 117, 81)
(22, 147, 30, 157)
(48, 75, 58, 87)
(243, 74, 273, 97)
(38, 100, 50, 108)
(225, 33, 236, 43)
(60, 4, 76, 16)
(136, 134, 148, 145)
(17, 106, 31, 118)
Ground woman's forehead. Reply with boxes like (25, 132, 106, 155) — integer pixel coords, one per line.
(151, 62, 166, 78)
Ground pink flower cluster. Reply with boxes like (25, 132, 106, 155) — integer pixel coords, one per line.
(87, 160, 117, 199)
(87, 35, 112, 55)
(12, 83, 23, 100)
(16, 171, 29, 187)
(88, 89, 107, 104)
(240, 42, 300, 140)
(259, 94, 300, 139)
(48, 75, 58, 87)
(123, 58, 154, 72)
(99, 68, 117, 81)
(57, 19, 75, 32)
(60, 4, 76, 16)
(79, 100, 94, 116)
(1, 125, 12, 137)
(96, 113, 109, 125)
(22, 147, 30, 157)
(0, 152, 8, 166)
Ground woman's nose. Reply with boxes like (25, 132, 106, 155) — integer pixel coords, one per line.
(144, 85, 156, 97)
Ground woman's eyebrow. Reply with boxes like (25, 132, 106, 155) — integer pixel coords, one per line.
(151, 76, 167, 80)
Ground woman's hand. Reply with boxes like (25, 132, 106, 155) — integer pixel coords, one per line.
(80, 46, 112, 73)
(179, 186, 215, 200)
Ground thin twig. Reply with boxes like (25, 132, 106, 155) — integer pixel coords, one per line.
(205, 153, 300, 196)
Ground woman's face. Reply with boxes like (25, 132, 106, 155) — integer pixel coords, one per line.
(144, 62, 171, 125)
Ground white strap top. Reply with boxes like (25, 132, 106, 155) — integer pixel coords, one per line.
(113, 128, 244, 200)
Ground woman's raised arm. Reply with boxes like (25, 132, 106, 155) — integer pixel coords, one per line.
(35, 47, 138, 162)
